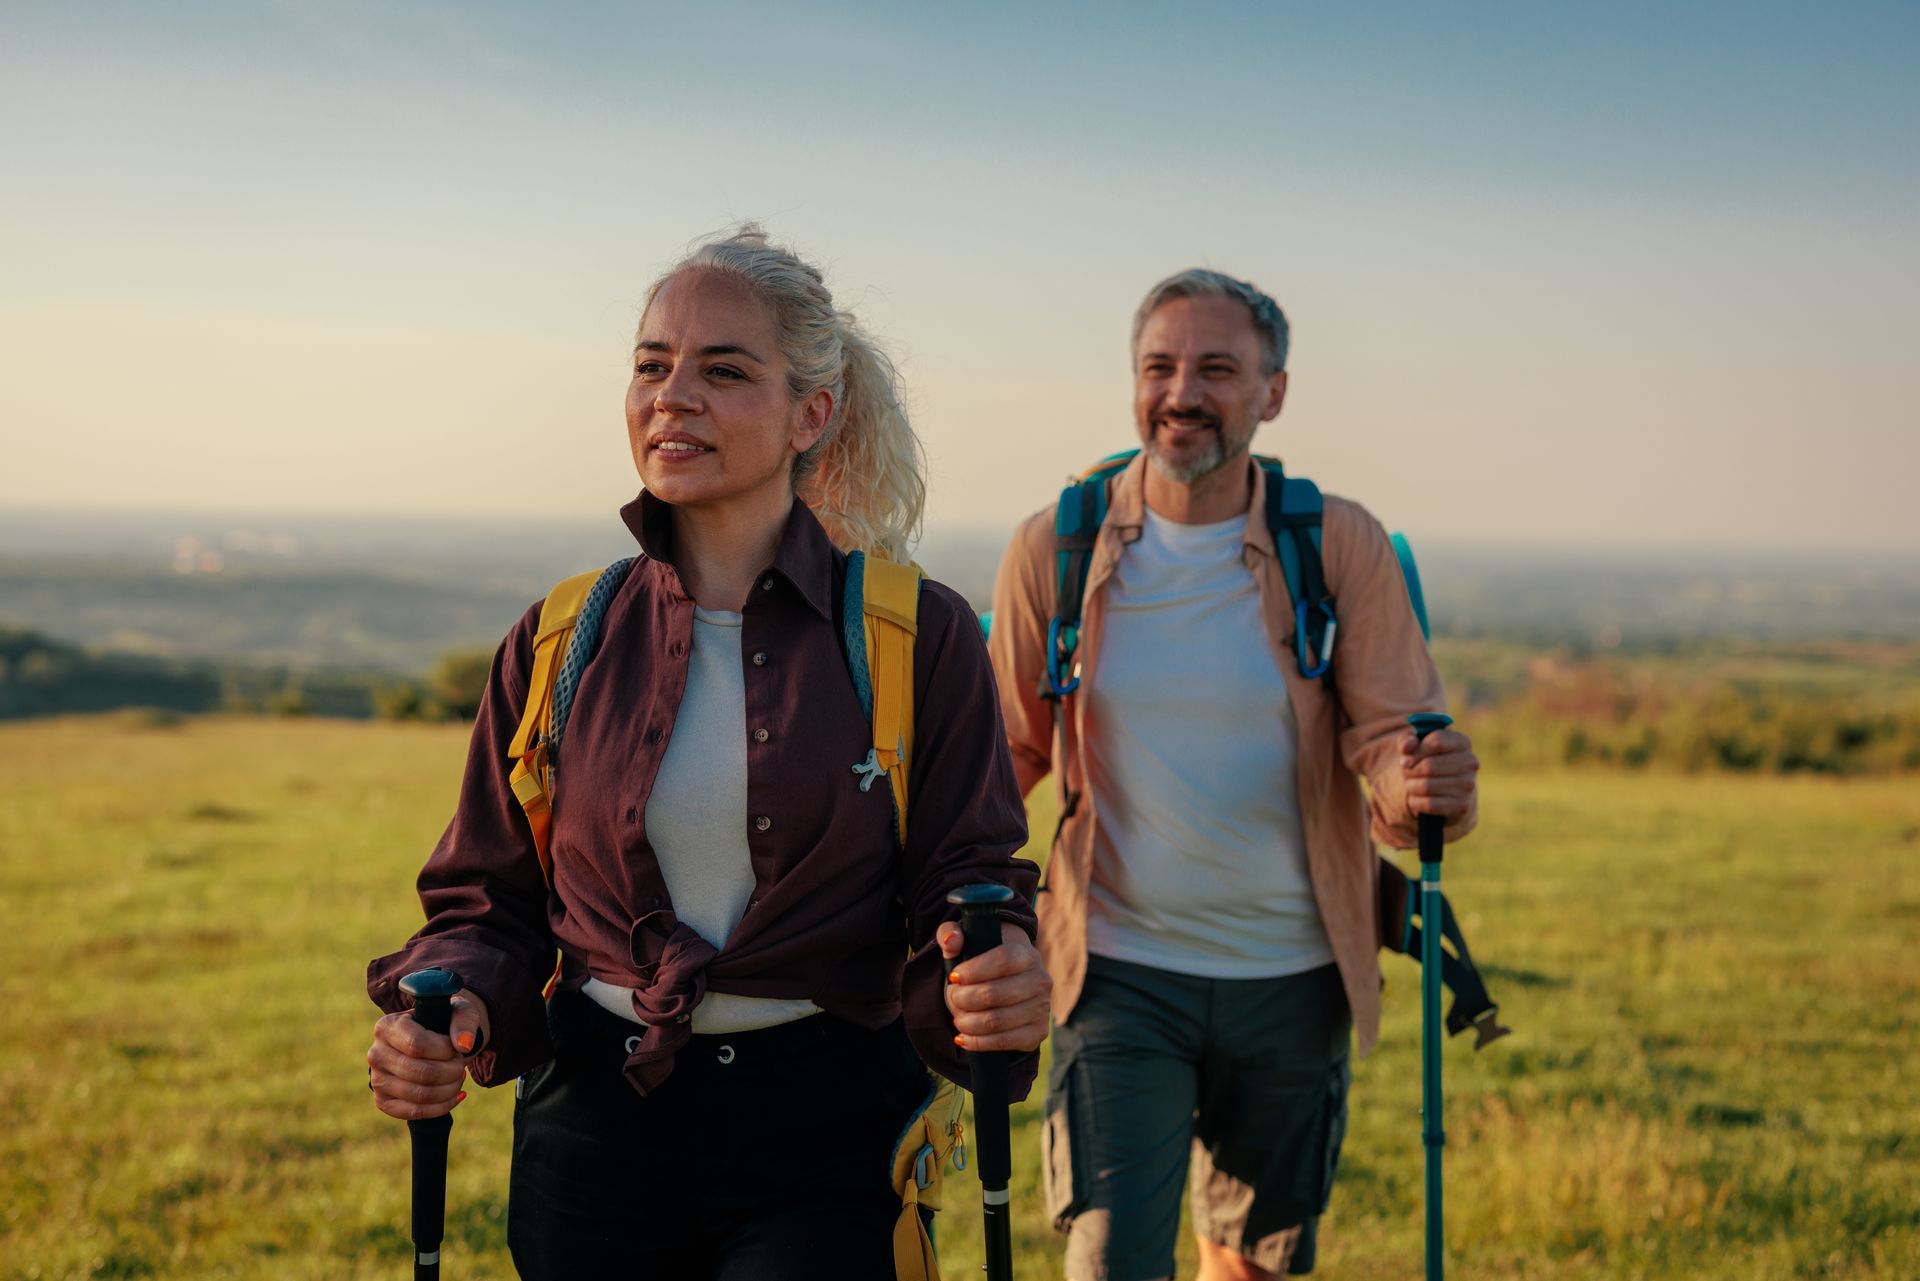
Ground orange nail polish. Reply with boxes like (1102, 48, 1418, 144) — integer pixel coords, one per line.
(953, 1034, 966, 1048)
(455, 1032, 475, 1053)
(948, 971, 962, 985)
(456, 1091, 467, 1104)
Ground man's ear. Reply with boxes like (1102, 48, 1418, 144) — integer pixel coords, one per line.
(1261, 370, 1289, 422)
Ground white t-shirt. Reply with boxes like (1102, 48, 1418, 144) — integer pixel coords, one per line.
(1082, 507, 1334, 978)
(586, 606, 820, 1034)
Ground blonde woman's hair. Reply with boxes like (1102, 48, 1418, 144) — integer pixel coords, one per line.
(639, 225, 927, 561)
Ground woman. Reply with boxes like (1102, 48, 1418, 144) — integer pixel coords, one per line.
(366, 226, 1049, 1279)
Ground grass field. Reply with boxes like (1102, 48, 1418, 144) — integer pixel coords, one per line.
(2, 715, 1915, 1279)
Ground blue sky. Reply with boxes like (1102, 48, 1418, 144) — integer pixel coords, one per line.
(4, 1, 1915, 547)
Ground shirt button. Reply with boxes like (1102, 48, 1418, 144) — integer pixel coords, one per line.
(753, 728, 769, 743)
(761, 577, 774, 591)
(752, 651, 768, 667)
(754, 815, 772, 832)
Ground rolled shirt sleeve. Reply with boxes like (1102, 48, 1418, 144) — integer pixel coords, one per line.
(1326, 501, 1477, 850)
(897, 581, 1042, 1097)
(366, 603, 560, 1086)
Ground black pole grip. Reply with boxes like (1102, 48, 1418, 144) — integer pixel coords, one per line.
(400, 968, 463, 1280)
(947, 884, 1017, 1281)
(1408, 714, 1454, 866)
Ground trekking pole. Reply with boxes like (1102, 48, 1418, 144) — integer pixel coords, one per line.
(1407, 714, 1453, 1281)
(947, 884, 1017, 1281)
(399, 968, 464, 1280)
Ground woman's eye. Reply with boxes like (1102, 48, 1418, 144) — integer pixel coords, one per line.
(707, 365, 744, 381)
(634, 360, 667, 377)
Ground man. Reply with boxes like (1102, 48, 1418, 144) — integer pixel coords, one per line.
(989, 269, 1480, 1281)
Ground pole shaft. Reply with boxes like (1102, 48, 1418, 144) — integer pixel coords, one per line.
(958, 905, 1015, 1281)
(400, 969, 461, 1281)
(1422, 866, 1444, 1281)
(1409, 715, 1451, 1281)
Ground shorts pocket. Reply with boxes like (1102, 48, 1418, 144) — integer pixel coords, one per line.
(1311, 1060, 1351, 1214)
(1041, 1035, 1089, 1231)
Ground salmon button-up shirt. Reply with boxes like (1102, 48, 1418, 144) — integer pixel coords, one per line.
(988, 453, 1475, 1056)
(370, 493, 1039, 1095)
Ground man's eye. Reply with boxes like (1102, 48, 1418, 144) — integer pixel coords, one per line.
(1203, 365, 1234, 377)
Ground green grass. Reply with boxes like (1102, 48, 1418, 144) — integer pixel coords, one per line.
(2, 716, 1915, 1279)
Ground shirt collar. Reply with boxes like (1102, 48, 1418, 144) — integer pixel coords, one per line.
(618, 490, 839, 621)
(1105, 452, 1276, 557)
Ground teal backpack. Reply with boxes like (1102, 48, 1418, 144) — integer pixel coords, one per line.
(998, 448, 1509, 1049)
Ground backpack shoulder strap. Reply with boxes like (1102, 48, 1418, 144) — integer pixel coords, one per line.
(1258, 457, 1336, 681)
(1044, 450, 1137, 700)
(843, 551, 923, 849)
(507, 558, 636, 885)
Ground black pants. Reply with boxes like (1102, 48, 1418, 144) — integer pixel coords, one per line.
(507, 990, 929, 1280)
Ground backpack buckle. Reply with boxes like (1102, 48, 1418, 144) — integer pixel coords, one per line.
(852, 748, 886, 793)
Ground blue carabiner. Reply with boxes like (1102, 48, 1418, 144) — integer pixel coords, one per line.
(1295, 597, 1335, 680)
(1046, 616, 1082, 697)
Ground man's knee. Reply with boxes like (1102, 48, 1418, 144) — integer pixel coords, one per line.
(1195, 1235, 1280, 1281)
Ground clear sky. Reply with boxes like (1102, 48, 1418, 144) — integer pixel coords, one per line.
(4, 1, 1916, 548)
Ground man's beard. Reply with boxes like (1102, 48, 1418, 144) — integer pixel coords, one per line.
(1144, 415, 1234, 484)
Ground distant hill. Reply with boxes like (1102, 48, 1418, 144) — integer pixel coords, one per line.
(1, 508, 1915, 674)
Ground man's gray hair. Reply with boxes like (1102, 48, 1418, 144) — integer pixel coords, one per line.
(1131, 269, 1290, 375)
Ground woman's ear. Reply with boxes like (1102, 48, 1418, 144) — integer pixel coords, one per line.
(792, 387, 834, 454)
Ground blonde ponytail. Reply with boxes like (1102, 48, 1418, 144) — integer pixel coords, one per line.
(642, 225, 927, 561)
(795, 318, 926, 561)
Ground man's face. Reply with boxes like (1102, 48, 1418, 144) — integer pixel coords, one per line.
(1132, 295, 1287, 484)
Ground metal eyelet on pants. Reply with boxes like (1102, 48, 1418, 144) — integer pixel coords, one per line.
(624, 1035, 643, 1055)
(716, 1045, 736, 1065)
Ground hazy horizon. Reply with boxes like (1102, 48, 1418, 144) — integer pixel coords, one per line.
(4, 500, 1918, 564)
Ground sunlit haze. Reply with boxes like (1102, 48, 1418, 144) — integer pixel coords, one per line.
(4, 1, 1915, 550)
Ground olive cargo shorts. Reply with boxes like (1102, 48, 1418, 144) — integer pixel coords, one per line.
(1044, 956, 1352, 1280)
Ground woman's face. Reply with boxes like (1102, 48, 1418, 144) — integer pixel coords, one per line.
(626, 269, 832, 515)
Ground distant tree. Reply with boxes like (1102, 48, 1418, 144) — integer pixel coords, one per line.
(269, 684, 311, 717)
(428, 649, 493, 721)
(374, 681, 432, 722)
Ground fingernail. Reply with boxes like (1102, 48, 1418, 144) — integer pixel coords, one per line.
(455, 1032, 475, 1054)
(948, 971, 962, 985)
(953, 1034, 967, 1048)
(456, 1091, 467, 1104)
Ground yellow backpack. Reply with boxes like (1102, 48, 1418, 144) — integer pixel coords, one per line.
(504, 551, 965, 1281)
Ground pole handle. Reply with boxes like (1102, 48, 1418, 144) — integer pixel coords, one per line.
(1408, 714, 1453, 866)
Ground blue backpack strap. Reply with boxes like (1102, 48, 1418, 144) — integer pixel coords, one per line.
(549, 556, 638, 758)
(1044, 451, 1135, 700)
(843, 550, 875, 717)
(1390, 531, 1431, 642)
(1258, 459, 1335, 681)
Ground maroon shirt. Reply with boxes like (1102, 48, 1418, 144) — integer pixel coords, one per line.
(368, 493, 1039, 1097)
